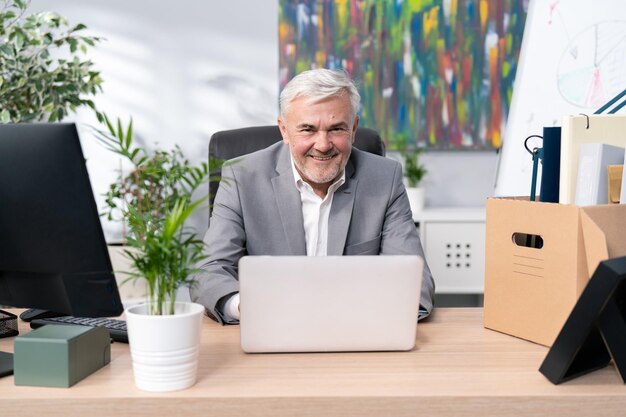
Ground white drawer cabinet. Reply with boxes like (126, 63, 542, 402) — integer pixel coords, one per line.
(413, 208, 486, 294)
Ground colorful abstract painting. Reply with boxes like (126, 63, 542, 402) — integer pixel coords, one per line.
(278, 0, 529, 150)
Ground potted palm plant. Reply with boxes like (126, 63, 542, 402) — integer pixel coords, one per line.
(94, 115, 210, 392)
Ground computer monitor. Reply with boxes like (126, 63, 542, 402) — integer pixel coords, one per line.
(0, 123, 123, 317)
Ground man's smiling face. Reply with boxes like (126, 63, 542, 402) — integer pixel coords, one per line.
(278, 94, 358, 196)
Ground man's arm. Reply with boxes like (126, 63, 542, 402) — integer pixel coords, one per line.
(191, 163, 245, 324)
(379, 162, 435, 317)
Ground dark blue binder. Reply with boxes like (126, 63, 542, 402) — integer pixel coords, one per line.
(539, 126, 561, 203)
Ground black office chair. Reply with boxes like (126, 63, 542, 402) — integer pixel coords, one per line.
(208, 125, 385, 215)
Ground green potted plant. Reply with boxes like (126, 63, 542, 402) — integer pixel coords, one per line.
(93, 114, 210, 392)
(94, 115, 210, 308)
(403, 146, 428, 189)
(0, 0, 103, 123)
(397, 134, 428, 213)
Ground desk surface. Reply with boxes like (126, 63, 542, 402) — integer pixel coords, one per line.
(1, 308, 625, 417)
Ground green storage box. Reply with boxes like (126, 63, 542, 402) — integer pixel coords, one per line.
(14, 325, 110, 387)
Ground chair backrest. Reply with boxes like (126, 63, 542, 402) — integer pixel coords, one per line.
(208, 125, 385, 214)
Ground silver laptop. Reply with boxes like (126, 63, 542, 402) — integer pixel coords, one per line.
(239, 255, 423, 353)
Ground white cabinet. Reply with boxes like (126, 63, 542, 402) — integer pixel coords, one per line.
(413, 208, 486, 294)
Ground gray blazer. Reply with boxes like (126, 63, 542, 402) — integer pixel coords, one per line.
(191, 142, 435, 323)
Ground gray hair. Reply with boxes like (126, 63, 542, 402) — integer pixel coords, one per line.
(279, 69, 361, 117)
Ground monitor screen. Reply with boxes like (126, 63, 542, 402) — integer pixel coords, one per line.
(0, 123, 123, 318)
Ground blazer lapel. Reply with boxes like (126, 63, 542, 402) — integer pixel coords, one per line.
(272, 146, 307, 255)
(327, 159, 357, 255)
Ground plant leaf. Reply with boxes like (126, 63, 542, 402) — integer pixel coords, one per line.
(1, 109, 11, 123)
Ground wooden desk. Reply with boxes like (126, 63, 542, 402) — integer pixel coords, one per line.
(1, 308, 624, 417)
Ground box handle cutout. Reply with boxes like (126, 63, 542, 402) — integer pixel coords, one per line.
(512, 232, 544, 249)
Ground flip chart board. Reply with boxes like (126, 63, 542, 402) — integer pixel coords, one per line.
(495, 0, 626, 197)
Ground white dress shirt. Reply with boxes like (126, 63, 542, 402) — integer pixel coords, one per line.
(292, 160, 346, 257)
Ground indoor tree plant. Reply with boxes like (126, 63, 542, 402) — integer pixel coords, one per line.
(94, 114, 210, 392)
(0, 0, 103, 123)
(95, 114, 210, 313)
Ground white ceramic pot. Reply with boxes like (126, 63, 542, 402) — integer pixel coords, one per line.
(125, 301, 204, 392)
(406, 187, 425, 214)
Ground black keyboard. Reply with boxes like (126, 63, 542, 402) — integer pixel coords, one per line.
(30, 316, 128, 343)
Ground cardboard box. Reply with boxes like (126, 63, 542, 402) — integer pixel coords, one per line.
(483, 197, 626, 346)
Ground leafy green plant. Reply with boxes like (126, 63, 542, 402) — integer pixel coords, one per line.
(94, 115, 209, 237)
(93, 114, 210, 315)
(403, 146, 428, 188)
(0, 0, 103, 123)
(125, 198, 207, 315)
(395, 133, 427, 188)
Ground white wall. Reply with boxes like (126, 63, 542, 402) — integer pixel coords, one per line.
(31, 0, 495, 240)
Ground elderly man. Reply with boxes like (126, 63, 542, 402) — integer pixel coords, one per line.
(191, 68, 435, 323)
